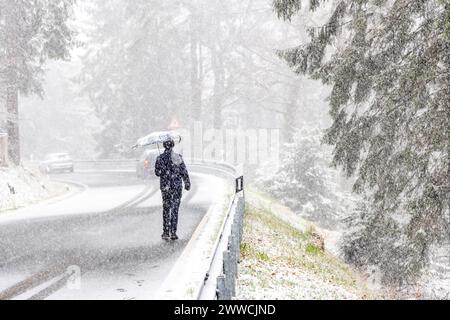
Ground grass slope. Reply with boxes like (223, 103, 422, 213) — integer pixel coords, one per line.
(236, 191, 369, 300)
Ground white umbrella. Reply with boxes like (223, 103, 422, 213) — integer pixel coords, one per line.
(132, 131, 182, 149)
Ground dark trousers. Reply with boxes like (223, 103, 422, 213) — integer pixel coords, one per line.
(161, 188, 182, 235)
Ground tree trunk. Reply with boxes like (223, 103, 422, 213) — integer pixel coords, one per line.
(5, 3, 20, 165)
(211, 47, 225, 129)
(6, 84, 20, 165)
(283, 82, 300, 143)
(190, 15, 202, 121)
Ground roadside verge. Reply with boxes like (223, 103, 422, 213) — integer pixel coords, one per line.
(236, 190, 371, 299)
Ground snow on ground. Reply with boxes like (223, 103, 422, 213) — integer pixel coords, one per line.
(46, 253, 180, 300)
(243, 189, 450, 300)
(0, 165, 68, 213)
(0, 183, 148, 224)
(236, 190, 369, 300)
(419, 244, 450, 300)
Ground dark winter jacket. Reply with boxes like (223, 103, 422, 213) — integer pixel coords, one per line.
(155, 149, 190, 192)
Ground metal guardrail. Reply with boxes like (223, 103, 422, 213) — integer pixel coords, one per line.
(26, 158, 236, 174)
(73, 159, 138, 171)
(195, 163, 245, 300)
(173, 158, 246, 300)
(207, 193, 245, 300)
(188, 159, 245, 300)
(23, 159, 139, 172)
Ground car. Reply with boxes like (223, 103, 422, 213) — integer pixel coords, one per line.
(136, 149, 160, 179)
(39, 153, 74, 174)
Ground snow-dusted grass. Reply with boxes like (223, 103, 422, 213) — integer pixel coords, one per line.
(0, 165, 68, 213)
(236, 191, 370, 300)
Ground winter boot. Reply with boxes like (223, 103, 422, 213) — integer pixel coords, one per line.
(161, 233, 170, 240)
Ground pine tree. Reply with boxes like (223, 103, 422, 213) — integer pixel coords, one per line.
(273, 0, 449, 286)
(80, 0, 191, 157)
(0, 0, 75, 164)
(258, 130, 346, 228)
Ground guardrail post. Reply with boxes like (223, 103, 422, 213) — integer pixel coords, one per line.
(232, 217, 239, 263)
(236, 224, 242, 263)
(231, 233, 238, 275)
(216, 275, 227, 300)
(235, 176, 244, 193)
(227, 236, 234, 274)
(238, 197, 245, 242)
(223, 250, 235, 298)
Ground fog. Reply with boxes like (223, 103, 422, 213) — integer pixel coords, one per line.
(15, 0, 331, 161)
(1, 0, 448, 299)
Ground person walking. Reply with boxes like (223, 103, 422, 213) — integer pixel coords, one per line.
(154, 138, 190, 240)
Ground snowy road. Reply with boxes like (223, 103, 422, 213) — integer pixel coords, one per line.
(0, 170, 226, 300)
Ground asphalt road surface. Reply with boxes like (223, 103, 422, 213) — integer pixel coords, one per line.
(0, 169, 226, 300)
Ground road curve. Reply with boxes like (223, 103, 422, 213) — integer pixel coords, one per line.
(0, 170, 227, 300)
